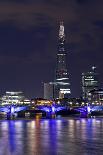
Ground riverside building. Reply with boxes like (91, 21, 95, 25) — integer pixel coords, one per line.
(88, 89, 103, 105)
(82, 67, 99, 100)
(1, 91, 30, 105)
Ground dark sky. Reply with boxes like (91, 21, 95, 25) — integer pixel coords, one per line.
(0, 0, 103, 98)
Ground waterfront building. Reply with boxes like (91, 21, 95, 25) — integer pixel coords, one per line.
(1, 91, 30, 105)
(82, 67, 99, 100)
(88, 88, 103, 105)
(36, 99, 52, 106)
(54, 22, 71, 99)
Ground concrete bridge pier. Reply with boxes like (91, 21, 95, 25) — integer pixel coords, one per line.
(7, 113, 13, 120)
(80, 106, 91, 118)
(80, 111, 89, 118)
(45, 111, 56, 118)
(45, 106, 56, 118)
(80, 113, 91, 118)
(7, 106, 15, 120)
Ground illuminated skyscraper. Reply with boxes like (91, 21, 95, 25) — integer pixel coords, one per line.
(54, 22, 71, 98)
(82, 66, 99, 100)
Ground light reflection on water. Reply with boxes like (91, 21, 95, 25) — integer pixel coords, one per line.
(0, 118, 103, 155)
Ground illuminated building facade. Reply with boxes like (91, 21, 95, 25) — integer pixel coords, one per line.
(1, 91, 30, 105)
(88, 89, 103, 105)
(82, 67, 99, 100)
(54, 22, 71, 99)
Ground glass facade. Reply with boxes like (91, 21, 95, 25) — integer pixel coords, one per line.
(54, 22, 71, 99)
(82, 67, 99, 100)
(44, 82, 54, 100)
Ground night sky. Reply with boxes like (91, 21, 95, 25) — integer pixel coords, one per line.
(0, 0, 103, 98)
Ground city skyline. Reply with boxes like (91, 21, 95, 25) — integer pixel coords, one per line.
(0, 0, 103, 98)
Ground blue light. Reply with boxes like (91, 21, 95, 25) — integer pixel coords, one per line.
(11, 107, 15, 114)
(0, 104, 103, 116)
(52, 106, 55, 113)
(87, 106, 91, 113)
(0, 107, 10, 113)
(0, 105, 28, 113)
(15, 106, 27, 112)
(42, 107, 50, 112)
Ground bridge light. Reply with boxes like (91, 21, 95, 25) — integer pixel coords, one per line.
(76, 102, 79, 105)
(70, 102, 72, 105)
(57, 101, 60, 104)
(87, 106, 91, 113)
(81, 102, 84, 105)
(11, 107, 15, 114)
(52, 106, 55, 113)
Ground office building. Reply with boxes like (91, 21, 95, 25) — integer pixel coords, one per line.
(82, 67, 99, 100)
(88, 89, 103, 105)
(1, 91, 30, 105)
(44, 82, 54, 100)
(54, 22, 71, 98)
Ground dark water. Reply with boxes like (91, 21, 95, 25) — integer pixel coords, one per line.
(0, 118, 103, 155)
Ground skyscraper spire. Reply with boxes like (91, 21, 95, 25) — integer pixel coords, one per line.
(58, 21, 65, 53)
(59, 21, 65, 40)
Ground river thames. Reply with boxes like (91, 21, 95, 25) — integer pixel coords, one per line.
(0, 118, 103, 155)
